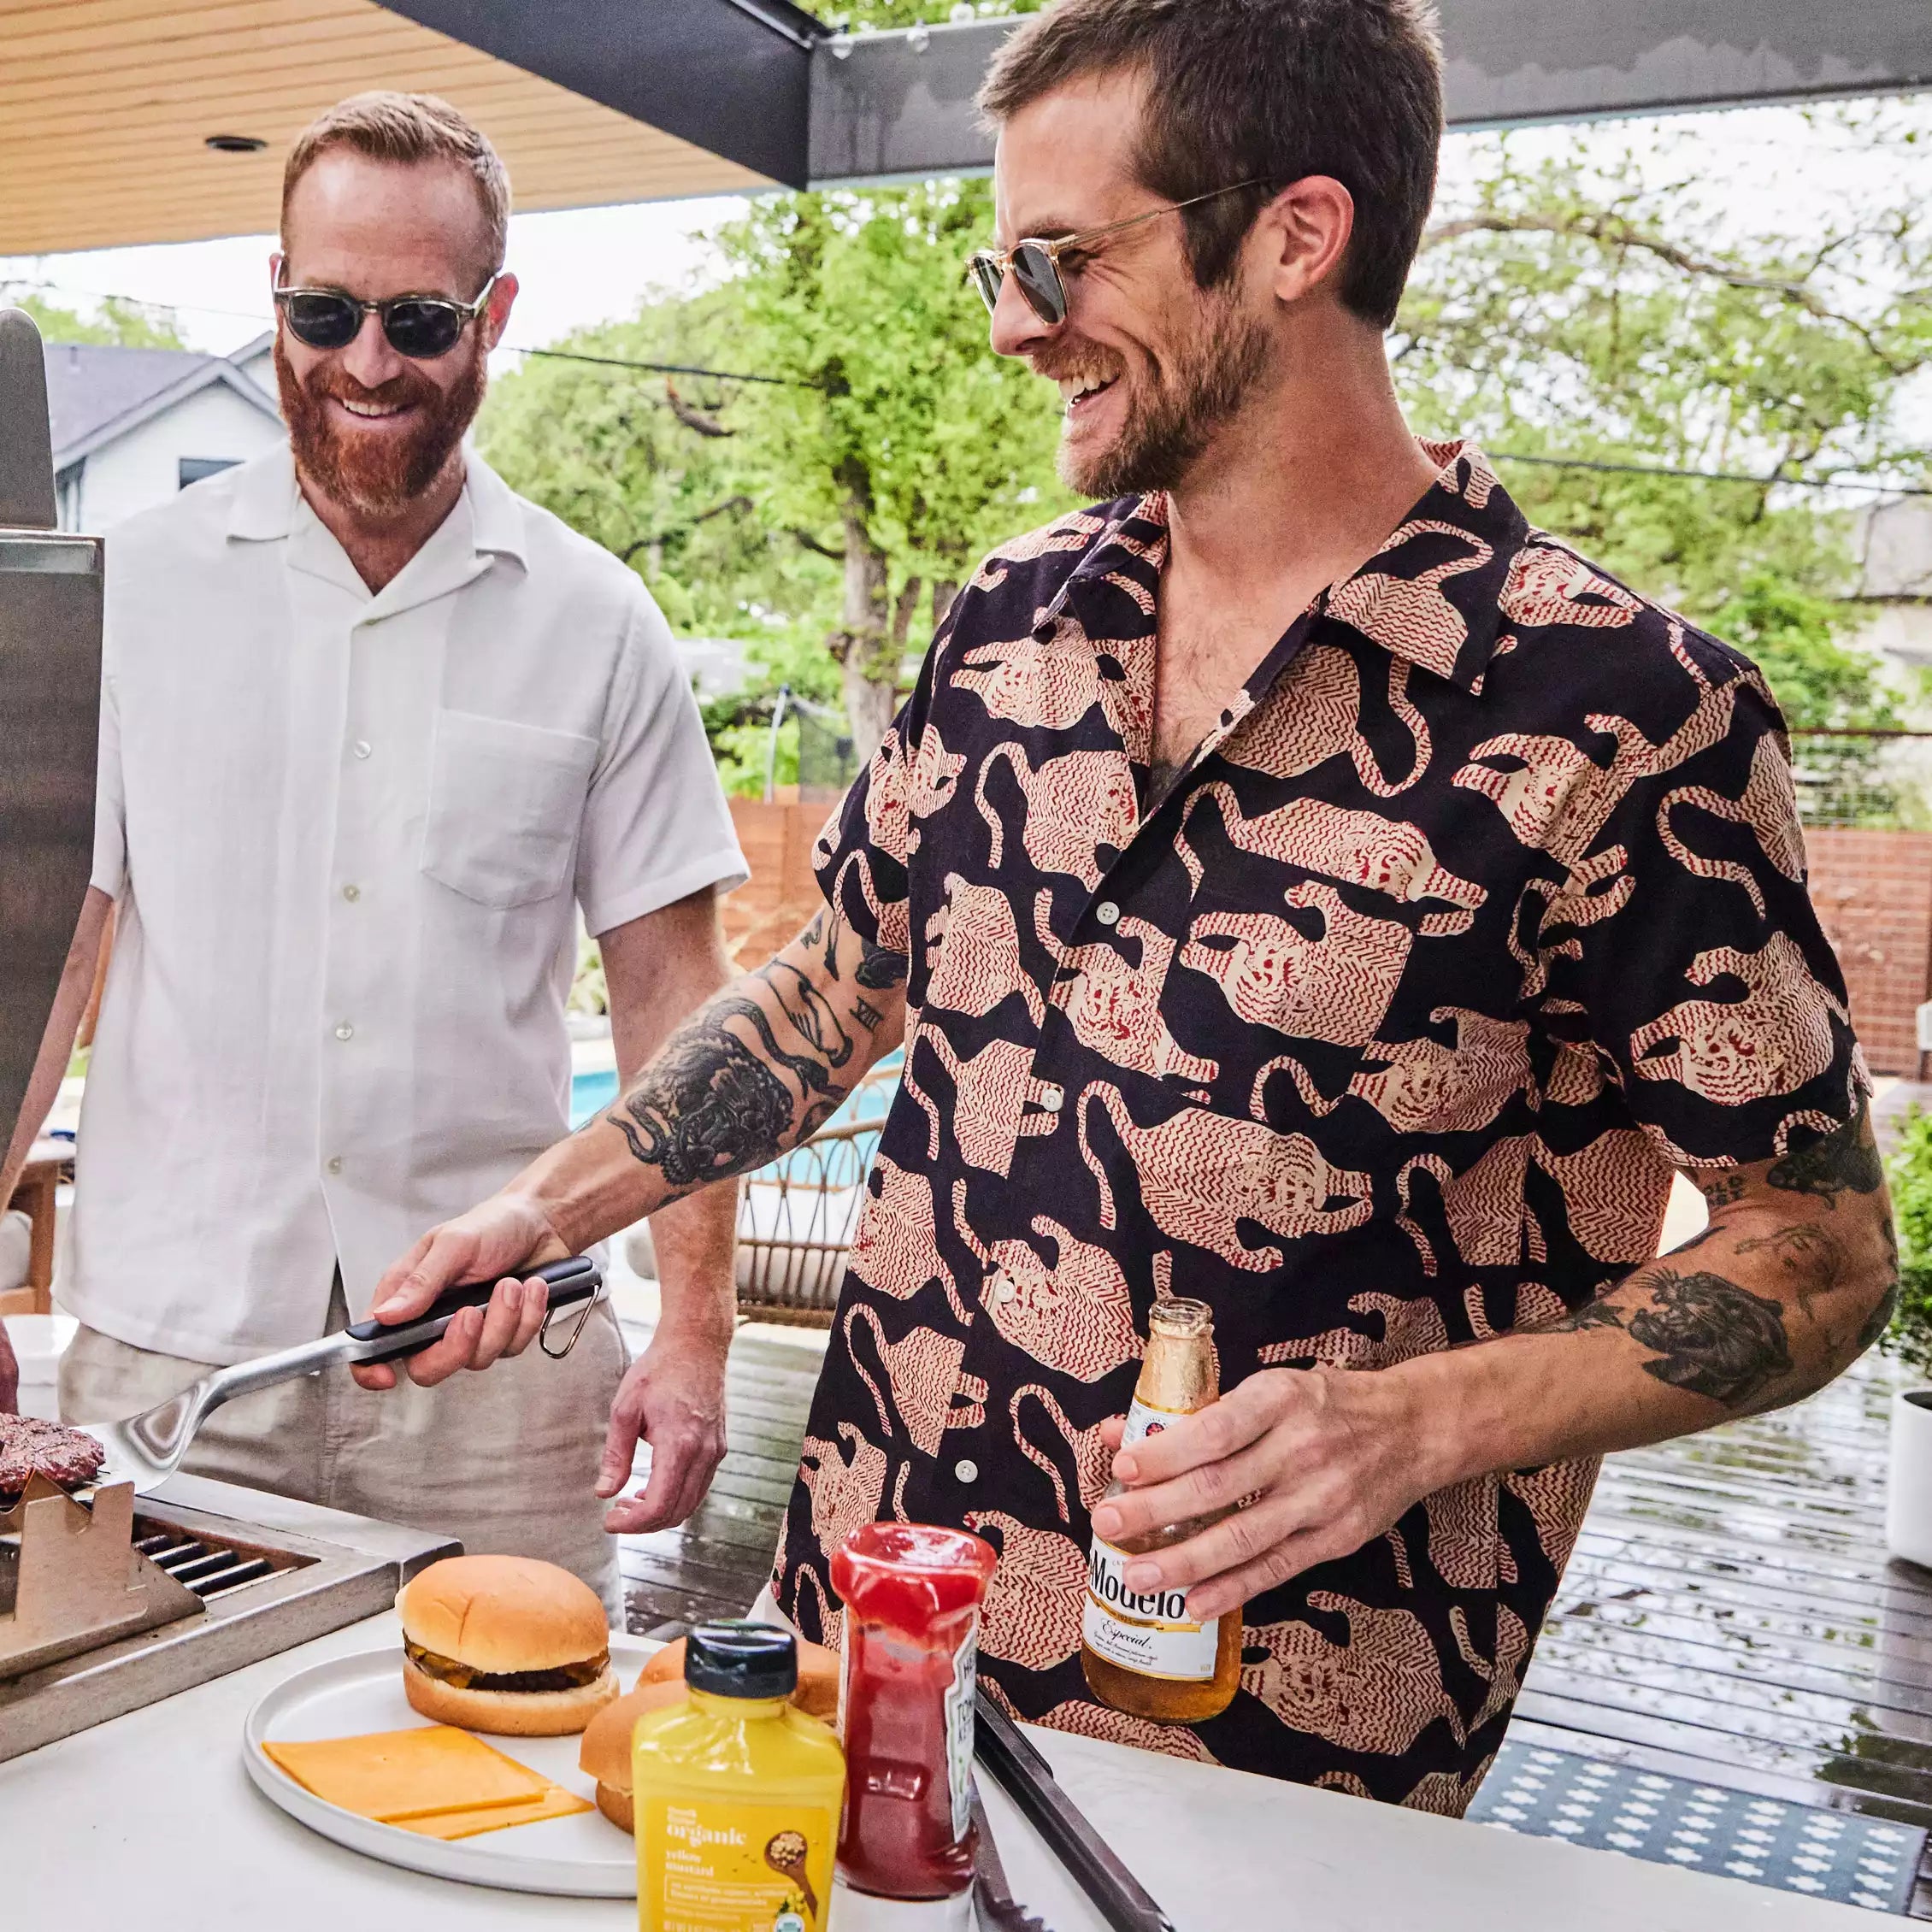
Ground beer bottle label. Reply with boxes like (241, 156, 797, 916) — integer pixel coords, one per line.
(1081, 1536, 1219, 1682)
(1122, 1395, 1188, 1449)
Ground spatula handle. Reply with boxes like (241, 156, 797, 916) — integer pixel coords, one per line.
(342, 1256, 604, 1366)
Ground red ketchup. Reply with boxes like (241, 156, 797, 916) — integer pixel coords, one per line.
(831, 1522, 998, 1901)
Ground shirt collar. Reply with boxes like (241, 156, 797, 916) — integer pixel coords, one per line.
(225, 441, 529, 573)
(1047, 438, 1529, 698)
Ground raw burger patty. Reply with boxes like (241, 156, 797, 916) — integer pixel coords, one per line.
(0, 1413, 107, 1494)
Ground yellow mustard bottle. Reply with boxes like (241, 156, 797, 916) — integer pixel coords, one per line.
(633, 1622, 845, 1932)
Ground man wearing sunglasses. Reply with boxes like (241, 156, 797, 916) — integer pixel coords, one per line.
(365, 0, 1890, 1806)
(12, 92, 747, 1611)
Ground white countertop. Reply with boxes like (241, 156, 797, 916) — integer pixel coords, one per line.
(1, 1611, 1876, 1930)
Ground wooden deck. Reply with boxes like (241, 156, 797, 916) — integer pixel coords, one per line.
(616, 1287, 1932, 1913)
(615, 1323, 819, 1638)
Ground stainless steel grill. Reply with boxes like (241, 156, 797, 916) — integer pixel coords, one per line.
(0, 1473, 456, 1762)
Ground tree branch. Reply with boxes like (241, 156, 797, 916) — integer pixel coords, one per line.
(1420, 210, 1915, 376)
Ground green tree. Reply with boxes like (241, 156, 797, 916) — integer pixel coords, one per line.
(477, 292, 833, 639)
(713, 179, 1074, 755)
(1397, 121, 1932, 749)
(3, 290, 185, 350)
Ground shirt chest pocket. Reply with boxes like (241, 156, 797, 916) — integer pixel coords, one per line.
(420, 710, 599, 909)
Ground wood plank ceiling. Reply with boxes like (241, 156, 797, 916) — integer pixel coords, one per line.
(0, 0, 775, 256)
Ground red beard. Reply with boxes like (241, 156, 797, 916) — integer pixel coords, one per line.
(275, 333, 486, 517)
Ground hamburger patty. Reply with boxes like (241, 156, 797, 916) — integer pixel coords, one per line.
(0, 1414, 107, 1497)
(404, 1637, 610, 1694)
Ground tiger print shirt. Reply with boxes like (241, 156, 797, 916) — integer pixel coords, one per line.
(769, 439, 1864, 1811)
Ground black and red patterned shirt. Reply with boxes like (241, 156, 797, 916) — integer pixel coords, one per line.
(770, 439, 1864, 1811)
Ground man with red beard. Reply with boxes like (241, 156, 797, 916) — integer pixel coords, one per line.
(0, 93, 747, 1611)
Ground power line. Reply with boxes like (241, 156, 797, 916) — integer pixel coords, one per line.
(1492, 450, 1932, 498)
(506, 346, 817, 388)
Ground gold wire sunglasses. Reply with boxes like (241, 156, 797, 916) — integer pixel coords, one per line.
(966, 180, 1264, 326)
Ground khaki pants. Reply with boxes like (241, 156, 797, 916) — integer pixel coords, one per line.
(59, 1276, 629, 1617)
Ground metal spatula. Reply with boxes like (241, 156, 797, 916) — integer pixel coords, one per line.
(80, 1256, 603, 1495)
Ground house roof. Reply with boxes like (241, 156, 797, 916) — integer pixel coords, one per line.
(46, 335, 280, 472)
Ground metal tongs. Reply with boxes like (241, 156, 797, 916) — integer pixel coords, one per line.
(81, 1257, 603, 1495)
(975, 1688, 1177, 1932)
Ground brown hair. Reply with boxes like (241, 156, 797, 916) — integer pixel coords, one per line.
(979, 0, 1442, 330)
(281, 91, 510, 281)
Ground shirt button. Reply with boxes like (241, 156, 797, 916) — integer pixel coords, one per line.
(326, 1157, 343, 1175)
(334, 1022, 354, 1041)
(351, 739, 372, 760)
(1039, 1085, 1064, 1114)
(341, 883, 361, 903)
(954, 1459, 979, 1484)
(1096, 901, 1120, 927)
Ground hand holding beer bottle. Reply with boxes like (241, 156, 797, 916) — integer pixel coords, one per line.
(1081, 1298, 1242, 1723)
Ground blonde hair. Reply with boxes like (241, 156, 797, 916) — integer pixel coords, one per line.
(282, 91, 510, 280)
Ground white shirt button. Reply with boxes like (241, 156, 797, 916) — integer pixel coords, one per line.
(954, 1459, 979, 1484)
(1039, 1085, 1064, 1114)
(351, 739, 372, 760)
(341, 883, 361, 903)
(334, 1022, 354, 1041)
(326, 1157, 343, 1175)
(1096, 901, 1120, 926)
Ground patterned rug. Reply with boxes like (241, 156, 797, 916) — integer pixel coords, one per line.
(1466, 1741, 1925, 1914)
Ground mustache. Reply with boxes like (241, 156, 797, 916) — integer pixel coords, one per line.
(1024, 337, 1126, 385)
(303, 365, 439, 410)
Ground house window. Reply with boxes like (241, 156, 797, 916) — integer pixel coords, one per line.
(179, 456, 241, 489)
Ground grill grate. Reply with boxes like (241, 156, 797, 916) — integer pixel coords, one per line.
(131, 1515, 313, 1602)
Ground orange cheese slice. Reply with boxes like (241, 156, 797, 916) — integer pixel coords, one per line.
(262, 1725, 550, 1822)
(392, 1786, 594, 1840)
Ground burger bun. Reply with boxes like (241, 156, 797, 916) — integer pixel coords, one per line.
(580, 1678, 691, 1831)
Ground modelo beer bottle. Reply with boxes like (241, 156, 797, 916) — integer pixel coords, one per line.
(1081, 1297, 1241, 1722)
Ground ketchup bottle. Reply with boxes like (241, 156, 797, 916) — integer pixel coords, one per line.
(830, 1522, 998, 1905)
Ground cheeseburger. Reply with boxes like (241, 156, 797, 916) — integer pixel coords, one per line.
(398, 1554, 618, 1735)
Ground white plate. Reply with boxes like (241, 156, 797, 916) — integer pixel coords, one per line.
(242, 1636, 661, 1896)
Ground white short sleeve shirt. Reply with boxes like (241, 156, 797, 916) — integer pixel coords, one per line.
(70, 447, 746, 1363)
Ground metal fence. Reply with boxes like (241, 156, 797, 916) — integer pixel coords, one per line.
(1789, 730, 1932, 829)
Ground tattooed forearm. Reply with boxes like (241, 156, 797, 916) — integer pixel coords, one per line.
(609, 1030, 796, 1192)
(1533, 1269, 1795, 1411)
(758, 962, 854, 1073)
(1767, 1103, 1884, 1205)
(602, 904, 903, 1193)
(1572, 1269, 1795, 1409)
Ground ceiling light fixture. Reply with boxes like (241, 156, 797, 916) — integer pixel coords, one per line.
(204, 134, 268, 154)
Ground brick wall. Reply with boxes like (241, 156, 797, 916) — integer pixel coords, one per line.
(717, 799, 1932, 1080)
(1806, 828, 1932, 1079)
